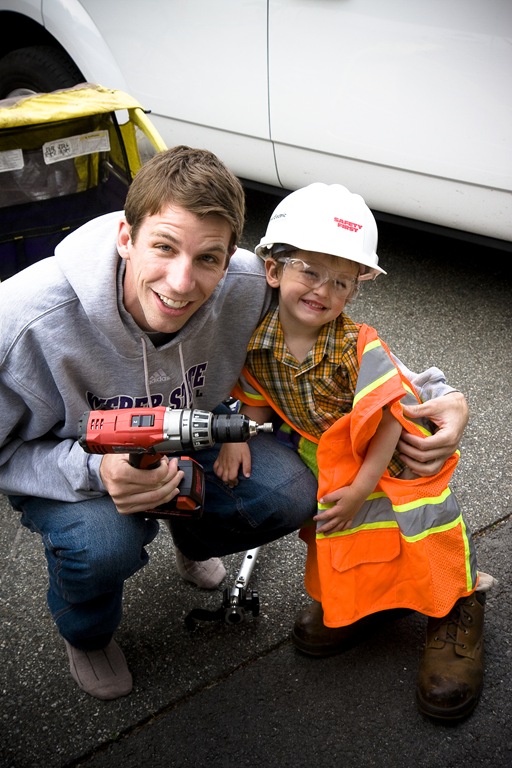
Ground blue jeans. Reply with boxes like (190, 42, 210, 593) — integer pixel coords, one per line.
(11, 434, 316, 650)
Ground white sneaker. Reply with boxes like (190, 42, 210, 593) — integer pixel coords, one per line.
(175, 549, 226, 589)
(64, 638, 132, 700)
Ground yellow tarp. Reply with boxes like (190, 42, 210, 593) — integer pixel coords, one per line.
(0, 83, 146, 129)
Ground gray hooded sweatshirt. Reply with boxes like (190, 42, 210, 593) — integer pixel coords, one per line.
(0, 211, 272, 501)
(0, 211, 452, 504)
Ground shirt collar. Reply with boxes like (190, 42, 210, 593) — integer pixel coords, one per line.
(248, 307, 359, 365)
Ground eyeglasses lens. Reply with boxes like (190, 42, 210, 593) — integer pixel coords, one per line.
(283, 258, 355, 295)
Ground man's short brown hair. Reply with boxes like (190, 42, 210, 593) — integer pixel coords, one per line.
(124, 145, 245, 253)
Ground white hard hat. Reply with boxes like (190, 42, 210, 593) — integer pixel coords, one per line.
(255, 183, 385, 279)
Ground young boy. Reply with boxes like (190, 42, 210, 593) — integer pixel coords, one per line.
(214, 182, 491, 721)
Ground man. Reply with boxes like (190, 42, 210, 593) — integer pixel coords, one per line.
(0, 146, 468, 702)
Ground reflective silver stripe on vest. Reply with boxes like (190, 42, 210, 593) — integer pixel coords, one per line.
(355, 338, 429, 433)
(354, 340, 397, 402)
(317, 487, 460, 538)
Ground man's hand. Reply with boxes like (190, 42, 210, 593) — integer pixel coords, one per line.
(99, 454, 184, 514)
(399, 391, 469, 476)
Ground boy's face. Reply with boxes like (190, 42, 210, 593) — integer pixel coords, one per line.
(117, 204, 232, 334)
(266, 249, 359, 331)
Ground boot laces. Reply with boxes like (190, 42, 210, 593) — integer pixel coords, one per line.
(432, 597, 475, 649)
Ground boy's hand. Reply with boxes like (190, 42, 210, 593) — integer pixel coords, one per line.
(213, 443, 252, 487)
(314, 485, 365, 534)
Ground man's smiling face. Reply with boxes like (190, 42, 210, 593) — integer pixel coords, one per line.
(117, 204, 233, 334)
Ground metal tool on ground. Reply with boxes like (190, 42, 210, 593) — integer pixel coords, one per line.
(185, 547, 261, 629)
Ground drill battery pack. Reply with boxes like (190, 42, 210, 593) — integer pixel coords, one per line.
(142, 456, 205, 520)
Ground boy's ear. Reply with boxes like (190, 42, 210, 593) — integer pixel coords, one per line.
(265, 258, 282, 288)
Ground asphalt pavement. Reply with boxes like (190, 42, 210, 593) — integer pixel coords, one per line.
(1, 194, 511, 768)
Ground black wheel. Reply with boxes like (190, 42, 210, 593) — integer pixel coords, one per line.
(0, 45, 84, 98)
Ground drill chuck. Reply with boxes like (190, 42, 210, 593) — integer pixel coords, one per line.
(208, 412, 268, 444)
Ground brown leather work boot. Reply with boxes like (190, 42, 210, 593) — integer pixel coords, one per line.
(416, 591, 485, 722)
(291, 600, 412, 657)
(292, 601, 362, 656)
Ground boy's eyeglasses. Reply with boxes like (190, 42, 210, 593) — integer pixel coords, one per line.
(276, 257, 358, 297)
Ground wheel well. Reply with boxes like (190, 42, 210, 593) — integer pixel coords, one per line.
(0, 11, 69, 57)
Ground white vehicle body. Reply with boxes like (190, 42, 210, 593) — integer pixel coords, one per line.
(1, 0, 511, 245)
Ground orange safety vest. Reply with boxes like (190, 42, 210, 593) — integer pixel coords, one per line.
(235, 323, 478, 627)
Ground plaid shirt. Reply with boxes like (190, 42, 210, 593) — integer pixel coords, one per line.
(244, 307, 360, 440)
(243, 307, 404, 476)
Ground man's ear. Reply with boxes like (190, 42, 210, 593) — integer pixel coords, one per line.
(265, 258, 282, 288)
(117, 219, 132, 260)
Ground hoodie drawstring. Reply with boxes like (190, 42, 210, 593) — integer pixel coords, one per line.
(140, 336, 192, 410)
(178, 342, 191, 409)
(141, 336, 153, 407)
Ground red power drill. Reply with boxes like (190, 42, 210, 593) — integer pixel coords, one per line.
(78, 407, 272, 518)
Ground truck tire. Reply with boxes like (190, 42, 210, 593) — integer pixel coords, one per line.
(0, 45, 84, 98)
